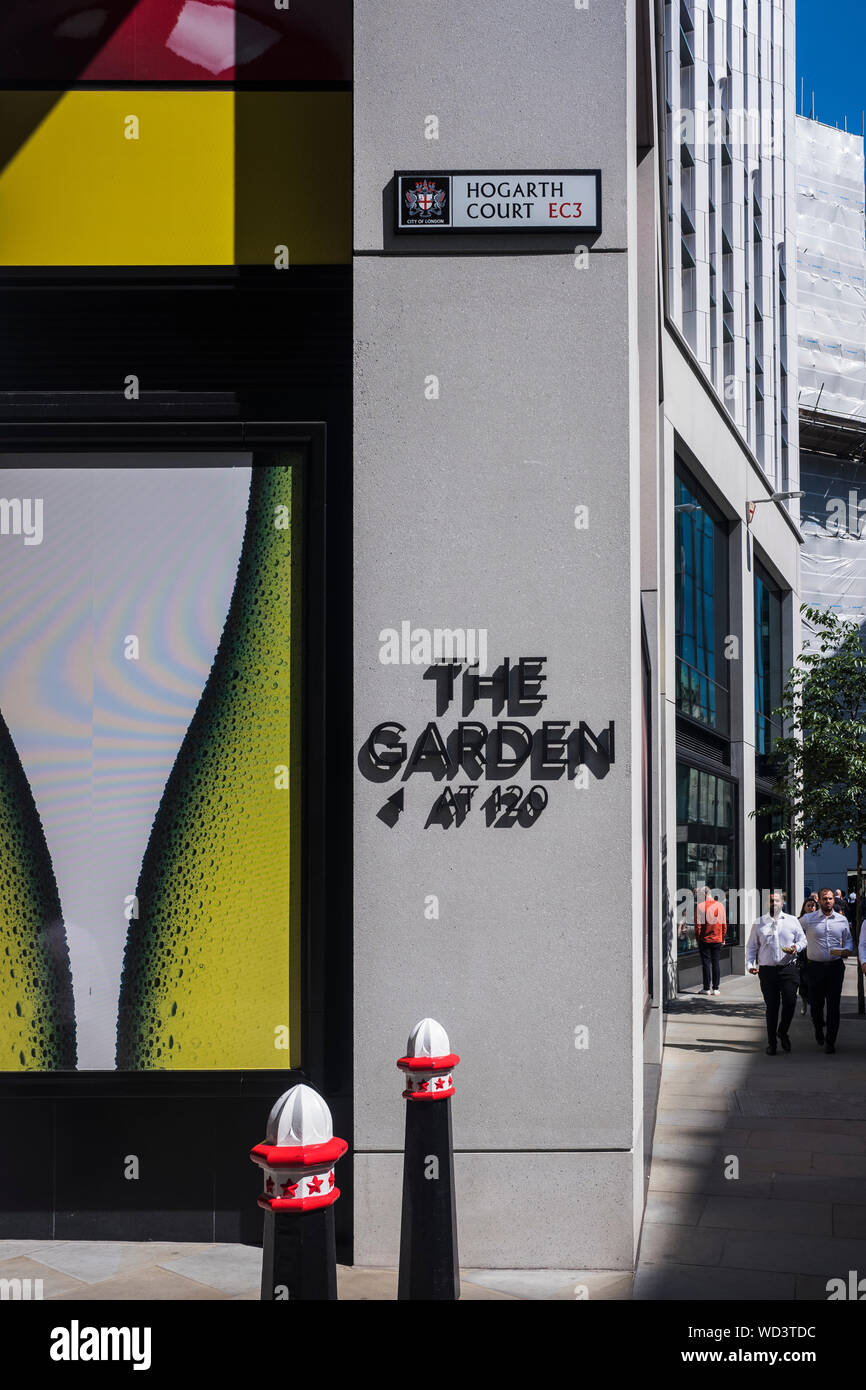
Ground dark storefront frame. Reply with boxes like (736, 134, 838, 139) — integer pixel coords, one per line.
(0, 0, 354, 1256)
(642, 614, 654, 1015)
(674, 461, 737, 969)
(754, 559, 784, 780)
(676, 758, 740, 957)
(0, 419, 352, 1255)
(753, 558, 791, 906)
(674, 465, 732, 737)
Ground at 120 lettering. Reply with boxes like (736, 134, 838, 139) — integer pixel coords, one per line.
(428, 783, 548, 828)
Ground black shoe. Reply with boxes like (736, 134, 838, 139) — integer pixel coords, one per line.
(825, 1043, 836, 1055)
(778, 1033, 791, 1052)
(765, 1045, 777, 1055)
(815, 1030, 825, 1046)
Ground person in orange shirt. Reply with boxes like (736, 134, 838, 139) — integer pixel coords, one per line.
(696, 885, 727, 995)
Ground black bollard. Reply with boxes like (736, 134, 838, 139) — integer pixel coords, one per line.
(260, 1205, 338, 1301)
(251, 1083, 347, 1301)
(397, 1018, 460, 1301)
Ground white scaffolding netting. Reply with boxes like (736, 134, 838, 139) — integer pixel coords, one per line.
(797, 116, 866, 422)
(800, 452, 866, 634)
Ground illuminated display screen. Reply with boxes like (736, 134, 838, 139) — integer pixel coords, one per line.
(0, 457, 303, 1071)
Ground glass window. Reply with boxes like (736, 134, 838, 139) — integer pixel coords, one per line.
(755, 796, 790, 907)
(676, 762, 739, 953)
(754, 562, 784, 776)
(675, 468, 731, 733)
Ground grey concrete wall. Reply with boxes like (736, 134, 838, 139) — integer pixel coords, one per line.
(353, 2, 642, 1267)
(354, 1, 630, 255)
(355, 1151, 637, 1271)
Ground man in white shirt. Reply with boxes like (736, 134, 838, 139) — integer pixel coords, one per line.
(801, 887, 853, 1054)
(746, 890, 807, 1055)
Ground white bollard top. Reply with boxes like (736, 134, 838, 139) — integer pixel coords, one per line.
(264, 1083, 334, 1148)
(406, 1017, 451, 1060)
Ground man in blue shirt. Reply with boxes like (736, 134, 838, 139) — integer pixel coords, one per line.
(801, 887, 853, 1054)
(746, 890, 807, 1055)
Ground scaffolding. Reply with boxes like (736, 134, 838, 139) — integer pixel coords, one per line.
(797, 116, 866, 423)
(797, 116, 866, 633)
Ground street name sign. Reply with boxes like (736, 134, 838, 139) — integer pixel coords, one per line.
(395, 170, 602, 233)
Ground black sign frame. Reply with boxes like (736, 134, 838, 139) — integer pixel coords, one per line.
(394, 169, 603, 235)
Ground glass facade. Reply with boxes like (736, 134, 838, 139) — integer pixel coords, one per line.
(676, 762, 738, 953)
(675, 470, 731, 733)
(755, 796, 791, 907)
(642, 624, 652, 1007)
(754, 562, 784, 778)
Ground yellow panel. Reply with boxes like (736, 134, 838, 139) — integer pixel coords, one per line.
(0, 91, 234, 266)
(235, 92, 351, 265)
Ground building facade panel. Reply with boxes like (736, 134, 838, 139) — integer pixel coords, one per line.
(660, 0, 802, 990)
(353, 3, 643, 1263)
(354, 0, 630, 254)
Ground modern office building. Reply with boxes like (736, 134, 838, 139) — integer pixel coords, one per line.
(796, 114, 866, 893)
(660, 0, 803, 997)
(353, 0, 804, 1267)
(0, 1, 805, 1274)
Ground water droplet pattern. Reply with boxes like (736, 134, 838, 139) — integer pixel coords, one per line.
(116, 463, 300, 1069)
(0, 708, 77, 1070)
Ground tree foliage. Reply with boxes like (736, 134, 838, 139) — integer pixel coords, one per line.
(755, 606, 866, 854)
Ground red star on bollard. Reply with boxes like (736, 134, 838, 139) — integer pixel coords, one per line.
(434, 1077, 446, 1089)
(265, 1176, 275, 1193)
(328, 1170, 335, 1188)
(308, 1174, 323, 1194)
(281, 1178, 299, 1197)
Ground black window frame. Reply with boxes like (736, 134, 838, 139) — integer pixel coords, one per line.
(754, 558, 785, 780)
(674, 461, 732, 738)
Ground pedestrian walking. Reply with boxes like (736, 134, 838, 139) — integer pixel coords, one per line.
(696, 885, 727, 996)
(801, 887, 853, 1054)
(797, 894, 817, 1015)
(746, 890, 806, 1055)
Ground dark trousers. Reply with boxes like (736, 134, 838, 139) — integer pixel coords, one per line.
(758, 964, 799, 1046)
(807, 958, 845, 1044)
(797, 949, 809, 1004)
(698, 940, 722, 990)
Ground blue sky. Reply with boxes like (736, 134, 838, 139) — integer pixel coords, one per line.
(797, 0, 866, 134)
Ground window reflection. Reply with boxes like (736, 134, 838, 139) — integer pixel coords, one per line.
(675, 469, 731, 733)
(755, 563, 784, 776)
(676, 762, 738, 953)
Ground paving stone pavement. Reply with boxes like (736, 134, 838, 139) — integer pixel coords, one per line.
(5, 968, 863, 1302)
(635, 963, 866, 1300)
(0, 1242, 623, 1301)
